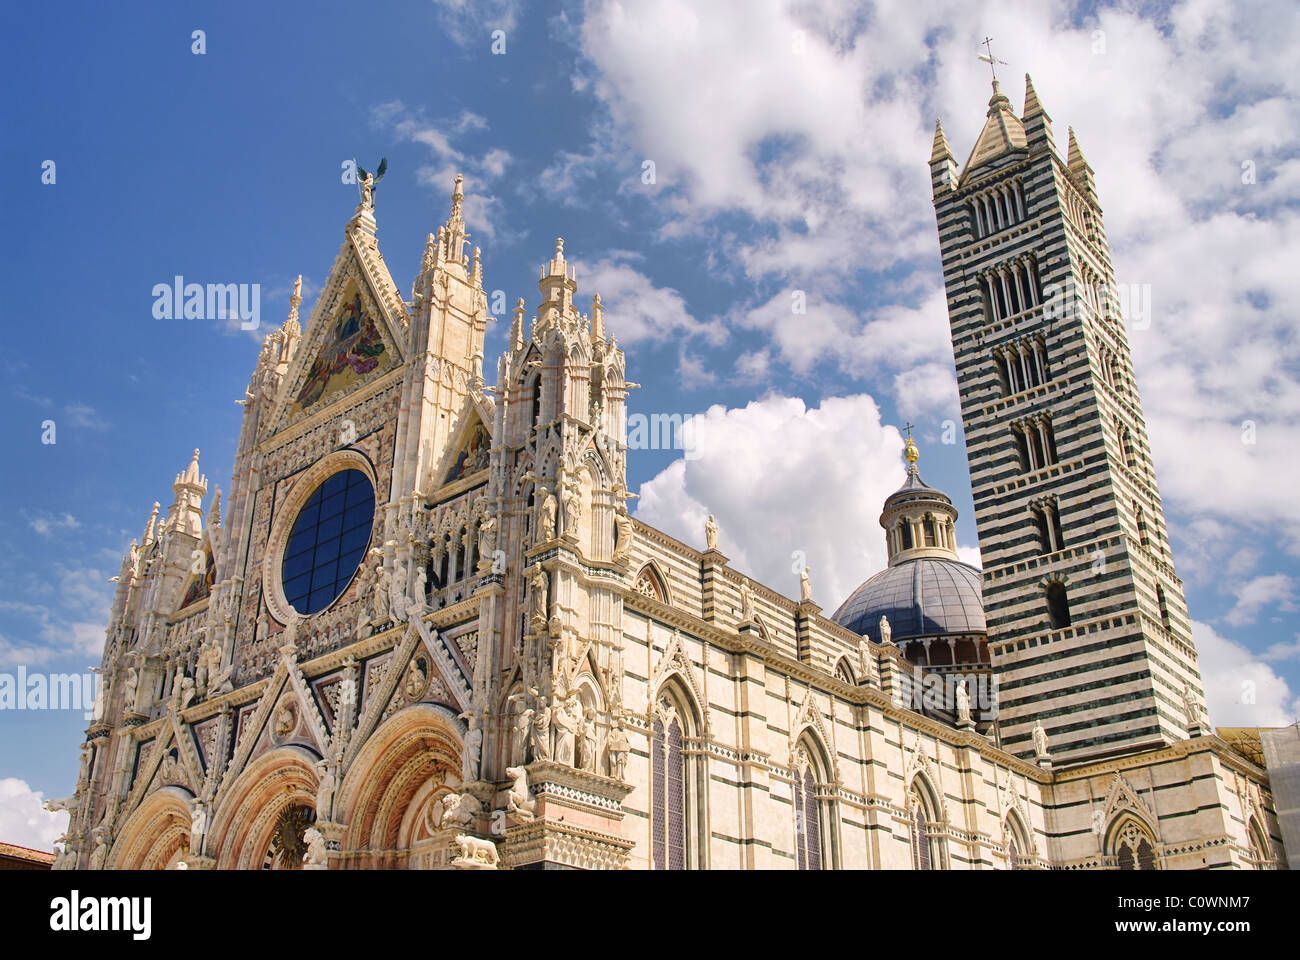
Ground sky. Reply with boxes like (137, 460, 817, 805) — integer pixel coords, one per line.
(1, 0, 1298, 851)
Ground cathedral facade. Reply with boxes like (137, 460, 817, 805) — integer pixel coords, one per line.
(55, 79, 1284, 870)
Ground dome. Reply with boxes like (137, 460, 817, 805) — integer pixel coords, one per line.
(830, 556, 985, 641)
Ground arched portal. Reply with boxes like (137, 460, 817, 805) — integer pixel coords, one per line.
(108, 786, 194, 869)
(335, 702, 463, 869)
(208, 746, 320, 870)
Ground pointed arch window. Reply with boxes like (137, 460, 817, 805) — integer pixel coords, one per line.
(1111, 817, 1158, 870)
(908, 780, 943, 870)
(793, 740, 836, 870)
(650, 687, 700, 870)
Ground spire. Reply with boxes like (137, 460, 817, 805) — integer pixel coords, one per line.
(590, 293, 605, 342)
(208, 486, 222, 528)
(422, 232, 436, 273)
(510, 298, 526, 352)
(930, 117, 959, 196)
(1067, 126, 1096, 199)
(1020, 73, 1056, 153)
(931, 118, 953, 163)
(169, 449, 209, 539)
(175, 448, 205, 489)
(959, 79, 1028, 180)
(142, 501, 160, 547)
(282, 275, 303, 343)
(538, 238, 578, 331)
(1023, 73, 1043, 118)
(442, 174, 468, 270)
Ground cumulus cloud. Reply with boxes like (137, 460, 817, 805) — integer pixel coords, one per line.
(26, 512, 79, 537)
(577, 254, 724, 346)
(1194, 621, 1300, 728)
(633, 393, 908, 608)
(1224, 573, 1297, 627)
(0, 778, 68, 853)
(370, 100, 515, 241)
(0, 565, 111, 669)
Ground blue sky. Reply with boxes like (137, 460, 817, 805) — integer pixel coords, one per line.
(2, 0, 1298, 849)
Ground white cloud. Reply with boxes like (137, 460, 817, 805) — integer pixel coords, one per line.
(0, 778, 68, 853)
(633, 393, 906, 608)
(0, 565, 111, 669)
(27, 512, 79, 537)
(63, 404, 107, 429)
(370, 100, 515, 241)
(1194, 620, 1300, 728)
(577, 255, 723, 345)
(430, 0, 523, 47)
(1224, 573, 1297, 627)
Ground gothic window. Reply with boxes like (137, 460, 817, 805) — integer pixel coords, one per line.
(834, 658, 856, 685)
(795, 766, 823, 869)
(1120, 424, 1137, 470)
(634, 564, 667, 603)
(1050, 504, 1065, 551)
(1046, 581, 1071, 629)
(1013, 426, 1031, 472)
(1134, 502, 1149, 548)
(282, 468, 375, 616)
(908, 779, 942, 870)
(1248, 817, 1270, 867)
(1005, 812, 1030, 870)
(1156, 584, 1171, 633)
(1032, 506, 1052, 554)
(651, 686, 700, 869)
(794, 740, 835, 869)
(1110, 817, 1157, 870)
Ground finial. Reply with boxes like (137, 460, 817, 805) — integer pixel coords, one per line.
(902, 423, 919, 466)
(978, 37, 1008, 81)
(591, 292, 605, 341)
(451, 174, 464, 219)
(555, 237, 565, 258)
(931, 118, 953, 163)
(1023, 73, 1043, 118)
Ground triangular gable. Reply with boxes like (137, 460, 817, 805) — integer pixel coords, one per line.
(435, 402, 492, 489)
(266, 228, 409, 436)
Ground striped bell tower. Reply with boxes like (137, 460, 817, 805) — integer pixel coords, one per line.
(931, 74, 1204, 763)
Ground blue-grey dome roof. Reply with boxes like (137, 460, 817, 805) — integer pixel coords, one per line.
(830, 557, 986, 641)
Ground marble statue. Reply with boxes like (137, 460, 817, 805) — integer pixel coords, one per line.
(538, 487, 557, 540)
(460, 712, 483, 782)
(879, 614, 892, 646)
(1032, 720, 1049, 758)
(956, 680, 971, 724)
(505, 765, 536, 820)
(608, 719, 630, 780)
(799, 566, 812, 603)
(613, 506, 634, 562)
(303, 826, 328, 869)
(739, 578, 755, 622)
(705, 514, 718, 550)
